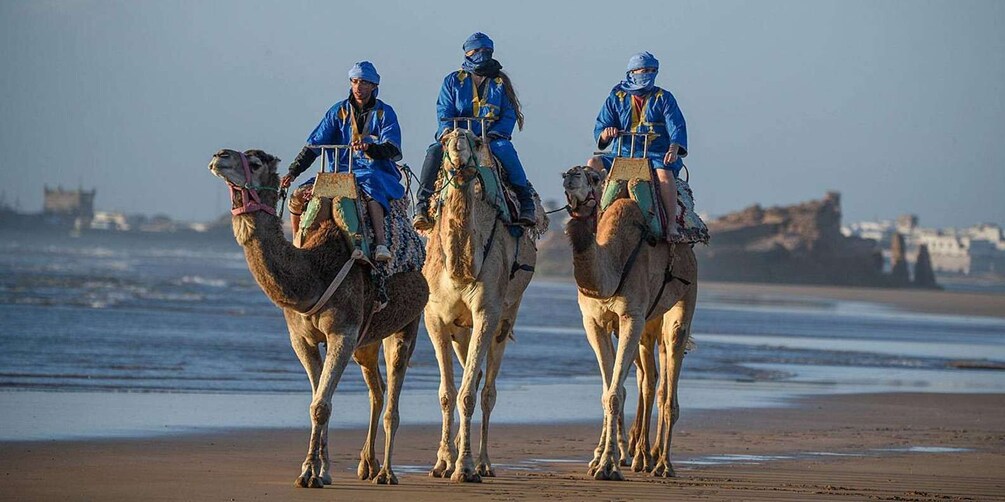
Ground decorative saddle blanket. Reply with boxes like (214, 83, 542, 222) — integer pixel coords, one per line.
(359, 196, 426, 276)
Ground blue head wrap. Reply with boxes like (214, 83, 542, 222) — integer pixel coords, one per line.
(348, 61, 380, 85)
(619, 51, 659, 94)
(463, 32, 494, 52)
(461, 33, 497, 73)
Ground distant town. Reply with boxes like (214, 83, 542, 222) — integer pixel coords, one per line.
(3, 187, 1003, 288)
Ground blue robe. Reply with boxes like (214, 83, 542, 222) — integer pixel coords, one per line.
(303, 98, 404, 211)
(433, 70, 527, 186)
(594, 86, 688, 175)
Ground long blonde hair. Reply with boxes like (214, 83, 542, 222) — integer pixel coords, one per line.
(498, 70, 524, 131)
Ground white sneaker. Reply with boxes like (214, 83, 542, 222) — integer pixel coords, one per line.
(374, 245, 392, 263)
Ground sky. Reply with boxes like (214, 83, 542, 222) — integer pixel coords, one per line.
(1, 0, 1003, 228)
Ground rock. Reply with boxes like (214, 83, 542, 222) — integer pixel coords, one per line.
(889, 233, 910, 285)
(913, 244, 940, 289)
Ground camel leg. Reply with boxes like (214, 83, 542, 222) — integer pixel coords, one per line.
(583, 317, 615, 476)
(352, 343, 383, 481)
(632, 321, 659, 472)
(452, 303, 502, 483)
(295, 332, 355, 488)
(652, 286, 697, 478)
(650, 335, 668, 462)
(374, 322, 418, 485)
(595, 314, 645, 481)
(427, 316, 460, 478)
(287, 318, 334, 485)
(627, 356, 644, 459)
(476, 319, 511, 478)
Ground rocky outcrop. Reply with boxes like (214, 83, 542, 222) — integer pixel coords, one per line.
(694, 192, 896, 287)
(889, 233, 910, 285)
(913, 244, 939, 289)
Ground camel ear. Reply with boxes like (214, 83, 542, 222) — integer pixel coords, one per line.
(587, 167, 606, 185)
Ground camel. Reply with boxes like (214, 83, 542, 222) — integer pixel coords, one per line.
(422, 129, 546, 482)
(208, 149, 429, 488)
(561, 165, 698, 480)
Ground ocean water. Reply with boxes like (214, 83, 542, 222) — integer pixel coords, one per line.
(1, 229, 1003, 439)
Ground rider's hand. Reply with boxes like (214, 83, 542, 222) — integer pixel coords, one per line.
(600, 127, 620, 144)
(664, 144, 679, 166)
(280, 174, 294, 189)
(351, 140, 369, 152)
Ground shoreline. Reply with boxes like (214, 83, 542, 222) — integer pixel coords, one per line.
(688, 279, 1004, 318)
(2, 392, 1001, 501)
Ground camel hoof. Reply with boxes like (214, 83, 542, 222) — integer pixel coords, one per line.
(306, 476, 324, 488)
(651, 462, 676, 478)
(374, 470, 398, 485)
(475, 464, 495, 477)
(358, 458, 380, 480)
(429, 460, 453, 478)
(632, 452, 653, 472)
(593, 462, 624, 481)
(294, 475, 310, 488)
(321, 472, 333, 485)
(451, 468, 482, 483)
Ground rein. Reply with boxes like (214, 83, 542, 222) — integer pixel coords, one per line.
(229, 152, 279, 216)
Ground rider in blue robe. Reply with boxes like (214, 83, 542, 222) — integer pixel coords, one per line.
(281, 61, 403, 260)
(588, 52, 688, 241)
(412, 32, 536, 229)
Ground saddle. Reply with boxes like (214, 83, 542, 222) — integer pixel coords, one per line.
(600, 157, 710, 245)
(295, 171, 427, 275)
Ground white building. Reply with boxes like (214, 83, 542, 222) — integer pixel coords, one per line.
(843, 217, 1005, 275)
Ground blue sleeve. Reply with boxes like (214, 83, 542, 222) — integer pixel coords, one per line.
(488, 79, 516, 139)
(435, 74, 456, 140)
(662, 93, 687, 155)
(375, 104, 403, 162)
(594, 92, 620, 149)
(306, 105, 341, 154)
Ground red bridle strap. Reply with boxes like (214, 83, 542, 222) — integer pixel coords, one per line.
(229, 152, 277, 216)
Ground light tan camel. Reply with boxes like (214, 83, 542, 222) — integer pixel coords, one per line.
(422, 129, 545, 482)
(562, 165, 698, 480)
(208, 149, 429, 488)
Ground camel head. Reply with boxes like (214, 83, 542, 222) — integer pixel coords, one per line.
(562, 165, 605, 218)
(440, 128, 487, 184)
(208, 149, 283, 214)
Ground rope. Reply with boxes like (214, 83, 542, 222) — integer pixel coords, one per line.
(545, 204, 571, 215)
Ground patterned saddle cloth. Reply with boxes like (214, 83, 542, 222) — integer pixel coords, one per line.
(672, 178, 710, 245)
(358, 197, 426, 276)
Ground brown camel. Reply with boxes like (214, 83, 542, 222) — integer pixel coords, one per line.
(422, 129, 546, 482)
(208, 149, 429, 488)
(562, 165, 698, 480)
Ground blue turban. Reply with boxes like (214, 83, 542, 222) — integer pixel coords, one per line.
(627, 51, 659, 72)
(463, 32, 494, 52)
(348, 61, 380, 85)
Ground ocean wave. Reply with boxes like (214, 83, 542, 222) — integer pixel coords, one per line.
(179, 276, 228, 288)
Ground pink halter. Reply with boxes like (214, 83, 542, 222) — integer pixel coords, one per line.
(229, 151, 277, 216)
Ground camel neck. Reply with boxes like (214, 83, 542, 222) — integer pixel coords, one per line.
(231, 212, 330, 312)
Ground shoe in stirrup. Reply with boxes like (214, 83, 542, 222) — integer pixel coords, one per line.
(412, 210, 433, 231)
(374, 245, 392, 263)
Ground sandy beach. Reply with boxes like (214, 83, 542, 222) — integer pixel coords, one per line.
(2, 392, 1002, 501)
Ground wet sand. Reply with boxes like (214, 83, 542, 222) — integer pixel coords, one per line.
(2, 392, 1002, 501)
(701, 280, 1005, 318)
